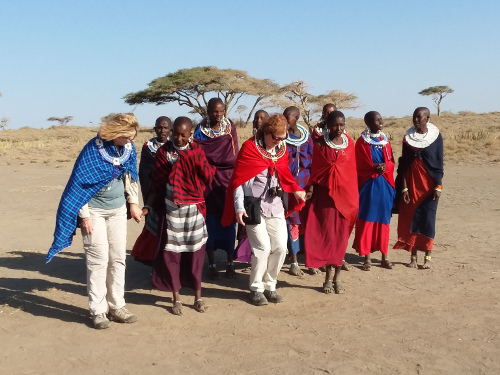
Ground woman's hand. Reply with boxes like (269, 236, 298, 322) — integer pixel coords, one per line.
(374, 163, 386, 173)
(129, 203, 142, 223)
(294, 190, 306, 203)
(236, 211, 248, 226)
(81, 218, 93, 235)
(402, 190, 410, 204)
(433, 190, 441, 201)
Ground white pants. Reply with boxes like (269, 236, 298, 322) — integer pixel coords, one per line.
(82, 204, 127, 315)
(246, 213, 288, 293)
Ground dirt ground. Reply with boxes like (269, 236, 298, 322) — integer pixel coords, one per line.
(1, 162, 499, 375)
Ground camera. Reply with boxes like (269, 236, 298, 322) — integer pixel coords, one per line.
(268, 187, 284, 198)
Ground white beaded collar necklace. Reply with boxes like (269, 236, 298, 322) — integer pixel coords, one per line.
(361, 129, 389, 147)
(405, 122, 439, 148)
(324, 130, 349, 150)
(95, 136, 133, 166)
(285, 124, 309, 147)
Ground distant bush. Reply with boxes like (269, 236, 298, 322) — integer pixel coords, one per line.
(458, 111, 476, 116)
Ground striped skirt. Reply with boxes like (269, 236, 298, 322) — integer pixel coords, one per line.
(164, 183, 207, 253)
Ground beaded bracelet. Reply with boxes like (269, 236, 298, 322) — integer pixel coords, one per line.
(401, 188, 408, 193)
(435, 184, 443, 192)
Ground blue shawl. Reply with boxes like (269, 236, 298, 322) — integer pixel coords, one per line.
(47, 136, 138, 262)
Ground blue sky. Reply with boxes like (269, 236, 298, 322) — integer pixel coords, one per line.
(1, 0, 499, 129)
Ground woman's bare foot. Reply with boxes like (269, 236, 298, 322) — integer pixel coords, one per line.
(194, 299, 208, 313)
(408, 256, 418, 268)
(381, 259, 393, 269)
(289, 263, 304, 276)
(333, 282, 345, 294)
(172, 301, 183, 315)
(341, 261, 351, 271)
(308, 267, 320, 275)
(323, 281, 334, 294)
(362, 261, 371, 271)
(422, 256, 432, 269)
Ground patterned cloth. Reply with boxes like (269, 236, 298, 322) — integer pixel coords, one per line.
(149, 141, 215, 216)
(163, 183, 208, 252)
(285, 129, 313, 226)
(47, 136, 138, 262)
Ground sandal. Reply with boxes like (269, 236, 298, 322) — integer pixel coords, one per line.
(362, 261, 371, 271)
(172, 301, 183, 316)
(333, 282, 345, 294)
(381, 259, 393, 269)
(289, 263, 304, 276)
(322, 281, 334, 294)
(194, 299, 208, 313)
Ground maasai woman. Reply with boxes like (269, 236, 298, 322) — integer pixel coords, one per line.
(301, 111, 358, 294)
(393, 107, 443, 269)
(352, 111, 396, 270)
(132, 116, 172, 264)
(310, 103, 351, 272)
(47, 113, 142, 329)
(144, 117, 215, 315)
(222, 114, 306, 306)
(194, 97, 239, 279)
(283, 106, 314, 276)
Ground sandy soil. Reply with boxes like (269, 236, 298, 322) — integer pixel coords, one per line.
(1, 162, 499, 375)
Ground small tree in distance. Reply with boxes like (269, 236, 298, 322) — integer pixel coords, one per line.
(47, 116, 73, 125)
(0, 117, 9, 130)
(418, 86, 454, 116)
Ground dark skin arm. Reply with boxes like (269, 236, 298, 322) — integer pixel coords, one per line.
(402, 176, 410, 204)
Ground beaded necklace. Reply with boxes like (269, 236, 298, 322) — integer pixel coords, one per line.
(361, 129, 389, 148)
(147, 137, 165, 153)
(404, 122, 439, 148)
(285, 124, 309, 147)
(254, 136, 286, 162)
(200, 116, 231, 138)
(166, 142, 190, 165)
(324, 130, 349, 152)
(95, 136, 133, 166)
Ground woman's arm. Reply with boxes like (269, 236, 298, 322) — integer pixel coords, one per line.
(124, 173, 141, 222)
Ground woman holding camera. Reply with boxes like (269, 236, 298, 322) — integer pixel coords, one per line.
(222, 114, 306, 306)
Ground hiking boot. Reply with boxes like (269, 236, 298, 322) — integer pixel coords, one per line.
(108, 307, 137, 323)
(250, 291, 268, 306)
(264, 289, 283, 304)
(92, 313, 110, 330)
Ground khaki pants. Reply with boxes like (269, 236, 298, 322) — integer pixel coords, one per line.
(246, 213, 287, 293)
(82, 204, 127, 315)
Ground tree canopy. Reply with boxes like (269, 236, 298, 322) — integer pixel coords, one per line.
(124, 66, 280, 120)
(418, 85, 454, 116)
(47, 116, 73, 125)
(264, 81, 361, 128)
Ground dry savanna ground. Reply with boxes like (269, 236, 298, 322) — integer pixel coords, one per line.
(0, 112, 499, 375)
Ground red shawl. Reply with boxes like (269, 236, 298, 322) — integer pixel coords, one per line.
(221, 137, 305, 227)
(307, 136, 359, 228)
(149, 141, 215, 216)
(355, 137, 395, 190)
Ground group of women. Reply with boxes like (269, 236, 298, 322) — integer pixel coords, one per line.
(47, 101, 444, 329)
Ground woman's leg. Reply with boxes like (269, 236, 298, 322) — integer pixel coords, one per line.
(83, 207, 109, 317)
(105, 205, 127, 311)
(264, 215, 288, 293)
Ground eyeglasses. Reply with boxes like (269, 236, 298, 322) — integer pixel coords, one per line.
(271, 132, 287, 142)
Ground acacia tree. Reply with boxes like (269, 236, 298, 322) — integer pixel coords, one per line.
(0, 117, 8, 130)
(47, 116, 73, 125)
(418, 86, 454, 116)
(264, 81, 361, 128)
(123, 66, 280, 119)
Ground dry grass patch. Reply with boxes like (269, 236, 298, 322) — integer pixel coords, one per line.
(0, 113, 498, 165)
